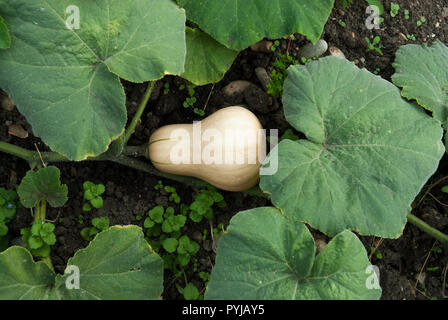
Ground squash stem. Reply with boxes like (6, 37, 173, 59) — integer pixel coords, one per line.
(34, 199, 54, 271)
(123, 81, 155, 145)
(407, 213, 448, 246)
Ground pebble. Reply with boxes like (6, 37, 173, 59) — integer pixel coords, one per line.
(8, 124, 28, 139)
(329, 46, 346, 59)
(250, 40, 273, 53)
(222, 80, 253, 96)
(254, 67, 271, 92)
(1, 95, 15, 111)
(298, 39, 328, 60)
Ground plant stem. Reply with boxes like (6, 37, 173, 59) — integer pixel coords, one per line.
(407, 213, 448, 246)
(35, 199, 47, 221)
(123, 81, 155, 144)
(113, 155, 210, 190)
(34, 199, 54, 271)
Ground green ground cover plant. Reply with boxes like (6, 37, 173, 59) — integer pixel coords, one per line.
(0, 0, 447, 301)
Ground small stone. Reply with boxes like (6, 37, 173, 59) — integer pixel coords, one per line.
(1, 94, 15, 111)
(250, 40, 273, 53)
(8, 124, 28, 139)
(254, 67, 271, 91)
(222, 80, 253, 96)
(329, 46, 346, 59)
(298, 39, 328, 60)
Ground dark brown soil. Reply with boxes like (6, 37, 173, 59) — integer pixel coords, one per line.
(1, 0, 447, 300)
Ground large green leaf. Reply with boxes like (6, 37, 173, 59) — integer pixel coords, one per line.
(0, 226, 163, 300)
(260, 57, 444, 238)
(0, 0, 186, 160)
(0, 15, 10, 49)
(205, 207, 381, 300)
(0, 246, 55, 299)
(54, 226, 163, 300)
(17, 166, 68, 208)
(182, 27, 238, 85)
(178, 0, 335, 50)
(392, 41, 448, 126)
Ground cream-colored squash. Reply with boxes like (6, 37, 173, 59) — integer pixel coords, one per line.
(149, 106, 265, 191)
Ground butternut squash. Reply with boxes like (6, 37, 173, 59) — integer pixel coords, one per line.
(148, 106, 265, 191)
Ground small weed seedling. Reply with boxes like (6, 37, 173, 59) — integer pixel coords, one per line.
(153, 180, 181, 204)
(165, 185, 181, 204)
(365, 36, 383, 55)
(21, 220, 56, 258)
(270, 40, 280, 52)
(154, 180, 164, 190)
(338, 20, 346, 28)
(390, 2, 400, 18)
(404, 9, 410, 20)
(407, 34, 416, 41)
(370, 246, 383, 260)
(0, 187, 19, 240)
(82, 181, 105, 212)
(189, 188, 226, 223)
(180, 83, 205, 116)
(267, 53, 299, 98)
(163, 82, 170, 95)
(416, 16, 426, 27)
(80, 217, 110, 241)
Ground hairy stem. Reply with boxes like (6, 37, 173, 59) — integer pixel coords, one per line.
(407, 213, 448, 246)
(123, 81, 155, 144)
